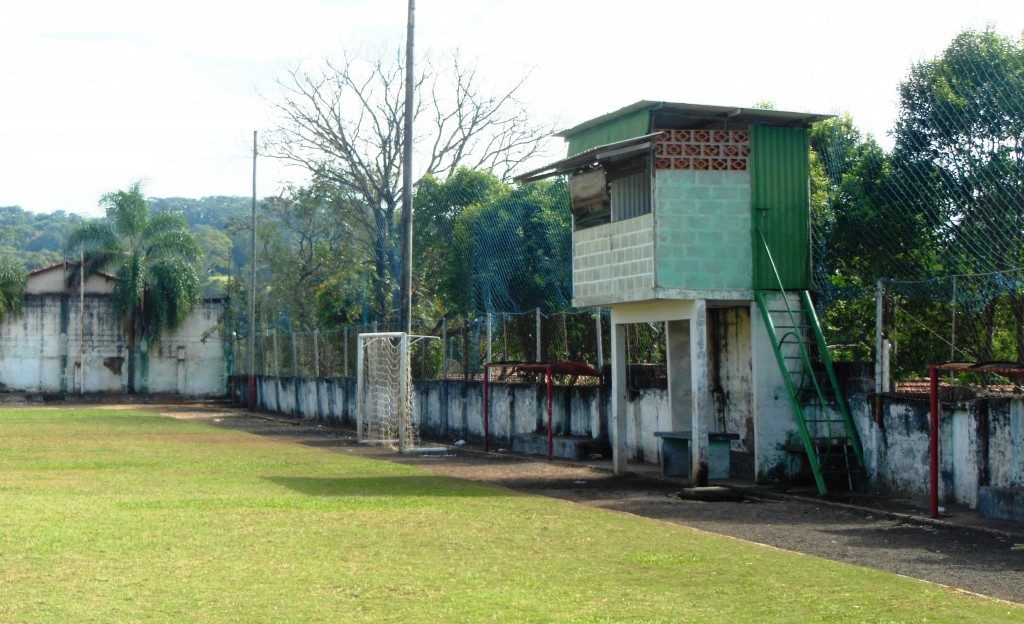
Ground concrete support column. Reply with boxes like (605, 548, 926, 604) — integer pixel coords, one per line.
(666, 320, 692, 431)
(610, 321, 628, 474)
(690, 299, 710, 486)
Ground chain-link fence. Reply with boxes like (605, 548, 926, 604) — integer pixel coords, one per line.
(229, 308, 669, 388)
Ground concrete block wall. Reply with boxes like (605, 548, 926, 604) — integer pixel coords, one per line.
(0, 295, 226, 396)
(653, 170, 752, 292)
(571, 214, 654, 306)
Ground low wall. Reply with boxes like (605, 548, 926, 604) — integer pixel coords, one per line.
(234, 374, 1024, 511)
(234, 375, 653, 457)
(854, 394, 1024, 509)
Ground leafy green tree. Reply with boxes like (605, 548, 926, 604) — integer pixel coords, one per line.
(892, 28, 1024, 359)
(414, 170, 571, 318)
(67, 182, 202, 393)
(0, 253, 26, 324)
(414, 168, 508, 319)
(256, 184, 368, 331)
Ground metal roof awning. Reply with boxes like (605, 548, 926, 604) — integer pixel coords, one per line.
(513, 132, 661, 183)
(555, 100, 833, 138)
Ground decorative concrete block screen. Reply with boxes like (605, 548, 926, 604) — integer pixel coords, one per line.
(653, 129, 749, 172)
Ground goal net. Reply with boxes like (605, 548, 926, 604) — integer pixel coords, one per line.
(356, 332, 419, 452)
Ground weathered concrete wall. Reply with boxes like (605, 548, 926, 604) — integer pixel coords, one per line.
(751, 294, 805, 484)
(238, 369, 1024, 513)
(851, 393, 1024, 509)
(0, 295, 226, 396)
(710, 307, 753, 453)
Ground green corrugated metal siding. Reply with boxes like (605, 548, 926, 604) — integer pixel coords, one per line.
(565, 108, 652, 156)
(750, 124, 812, 290)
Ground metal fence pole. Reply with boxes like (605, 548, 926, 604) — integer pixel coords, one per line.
(313, 329, 320, 379)
(343, 327, 350, 378)
(291, 330, 299, 378)
(535, 307, 542, 362)
(950, 275, 957, 363)
(595, 309, 604, 370)
(441, 318, 449, 378)
(486, 312, 493, 364)
(272, 329, 280, 378)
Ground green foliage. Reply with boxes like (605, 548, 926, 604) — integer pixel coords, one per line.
(256, 185, 368, 331)
(892, 28, 1024, 276)
(0, 252, 26, 324)
(413, 169, 571, 318)
(0, 205, 85, 269)
(812, 28, 1024, 374)
(66, 183, 203, 392)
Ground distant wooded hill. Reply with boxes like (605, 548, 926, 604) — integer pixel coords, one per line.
(0, 196, 252, 275)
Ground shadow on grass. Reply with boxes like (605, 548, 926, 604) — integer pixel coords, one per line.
(264, 475, 511, 497)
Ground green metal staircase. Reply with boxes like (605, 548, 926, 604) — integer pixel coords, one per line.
(754, 234, 866, 495)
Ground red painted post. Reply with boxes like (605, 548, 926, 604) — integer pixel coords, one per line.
(929, 366, 940, 518)
(546, 366, 553, 461)
(483, 364, 490, 452)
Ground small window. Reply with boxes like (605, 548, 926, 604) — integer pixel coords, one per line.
(569, 155, 651, 230)
(569, 168, 611, 229)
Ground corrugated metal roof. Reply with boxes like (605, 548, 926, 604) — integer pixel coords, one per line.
(513, 132, 661, 183)
(556, 100, 832, 139)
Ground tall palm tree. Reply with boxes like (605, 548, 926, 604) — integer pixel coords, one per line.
(67, 182, 202, 393)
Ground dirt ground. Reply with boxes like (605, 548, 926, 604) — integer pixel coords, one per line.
(157, 404, 1024, 604)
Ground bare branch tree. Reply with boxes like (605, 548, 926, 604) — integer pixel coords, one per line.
(266, 48, 553, 322)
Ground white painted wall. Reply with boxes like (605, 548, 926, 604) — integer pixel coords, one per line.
(238, 370, 1023, 510)
(0, 295, 227, 396)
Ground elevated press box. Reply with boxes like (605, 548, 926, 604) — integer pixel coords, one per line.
(516, 101, 830, 307)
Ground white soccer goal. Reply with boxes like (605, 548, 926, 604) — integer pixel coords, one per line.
(355, 332, 425, 453)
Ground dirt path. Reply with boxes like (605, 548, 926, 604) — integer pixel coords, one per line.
(159, 405, 1024, 604)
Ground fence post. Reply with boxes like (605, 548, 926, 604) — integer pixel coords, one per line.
(441, 318, 449, 378)
(343, 327, 350, 378)
(561, 313, 569, 360)
(595, 309, 604, 370)
(462, 319, 470, 383)
(313, 329, 320, 379)
(950, 275, 957, 363)
(272, 329, 280, 378)
(486, 312, 493, 364)
(535, 307, 542, 362)
(875, 280, 884, 395)
(291, 330, 299, 378)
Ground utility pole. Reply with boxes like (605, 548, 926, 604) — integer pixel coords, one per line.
(398, 0, 415, 335)
(79, 246, 85, 395)
(247, 130, 258, 411)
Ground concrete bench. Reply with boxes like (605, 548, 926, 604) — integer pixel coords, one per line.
(653, 431, 740, 479)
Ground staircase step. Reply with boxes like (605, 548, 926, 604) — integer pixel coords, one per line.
(755, 288, 865, 496)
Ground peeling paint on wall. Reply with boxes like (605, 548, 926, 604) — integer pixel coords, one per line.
(0, 295, 227, 396)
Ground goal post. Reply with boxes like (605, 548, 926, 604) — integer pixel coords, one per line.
(355, 332, 423, 452)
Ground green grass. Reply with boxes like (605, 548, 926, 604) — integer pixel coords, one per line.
(0, 407, 1019, 623)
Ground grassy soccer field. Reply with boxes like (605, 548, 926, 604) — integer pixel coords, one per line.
(0, 407, 1019, 623)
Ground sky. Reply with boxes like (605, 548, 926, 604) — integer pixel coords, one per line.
(1, 0, 1022, 216)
